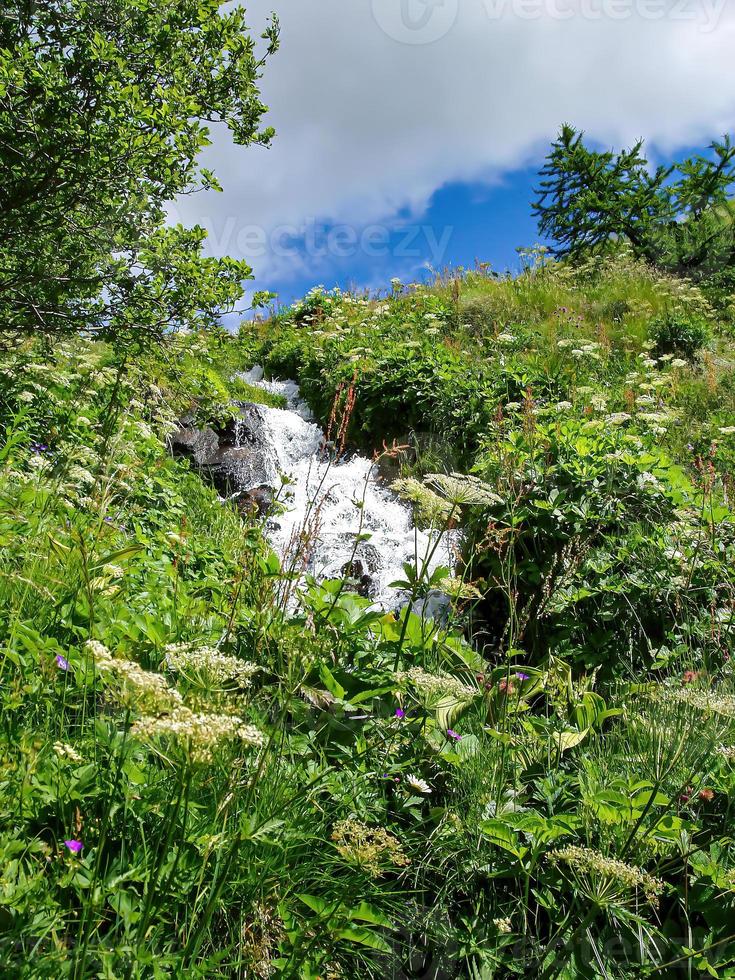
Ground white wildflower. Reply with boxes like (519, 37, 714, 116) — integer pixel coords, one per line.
(53, 742, 83, 764)
(549, 846, 664, 907)
(392, 478, 453, 526)
(406, 775, 432, 795)
(67, 465, 95, 486)
(438, 577, 482, 600)
(164, 643, 259, 687)
(131, 707, 264, 764)
(86, 641, 183, 714)
(669, 688, 735, 718)
(425, 473, 501, 507)
(398, 666, 476, 702)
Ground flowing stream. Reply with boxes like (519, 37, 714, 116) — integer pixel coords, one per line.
(235, 367, 450, 607)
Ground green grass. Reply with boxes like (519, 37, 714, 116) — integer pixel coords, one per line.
(2, 257, 735, 977)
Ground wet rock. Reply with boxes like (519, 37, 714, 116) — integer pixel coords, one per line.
(233, 485, 275, 518)
(408, 590, 452, 625)
(341, 559, 375, 599)
(169, 404, 275, 498)
(169, 424, 221, 467)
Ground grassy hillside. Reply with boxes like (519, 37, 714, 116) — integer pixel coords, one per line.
(2, 253, 735, 977)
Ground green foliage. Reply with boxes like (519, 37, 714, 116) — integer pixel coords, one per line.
(534, 124, 671, 264)
(470, 418, 734, 672)
(650, 309, 710, 360)
(534, 125, 735, 287)
(0, 0, 279, 340)
(3, 262, 735, 977)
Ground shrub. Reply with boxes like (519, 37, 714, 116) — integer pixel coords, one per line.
(650, 310, 710, 360)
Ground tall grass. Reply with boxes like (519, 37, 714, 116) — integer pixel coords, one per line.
(2, 258, 735, 977)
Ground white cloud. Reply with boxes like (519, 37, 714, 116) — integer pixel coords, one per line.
(170, 0, 735, 286)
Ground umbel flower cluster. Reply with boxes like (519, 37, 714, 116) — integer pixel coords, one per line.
(331, 819, 410, 878)
(87, 640, 182, 714)
(549, 846, 665, 907)
(86, 641, 263, 763)
(164, 642, 259, 687)
(424, 472, 502, 508)
(398, 666, 476, 703)
(391, 477, 453, 527)
(392, 471, 501, 526)
(131, 708, 264, 764)
(670, 687, 735, 719)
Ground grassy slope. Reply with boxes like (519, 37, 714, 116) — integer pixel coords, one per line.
(1, 255, 735, 977)
(242, 252, 735, 471)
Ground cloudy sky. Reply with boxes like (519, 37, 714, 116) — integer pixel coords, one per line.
(170, 0, 735, 307)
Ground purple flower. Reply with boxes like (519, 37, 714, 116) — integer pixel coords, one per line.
(30, 442, 48, 454)
(56, 654, 70, 672)
(395, 708, 405, 719)
(64, 840, 83, 854)
(515, 672, 530, 681)
(446, 729, 461, 742)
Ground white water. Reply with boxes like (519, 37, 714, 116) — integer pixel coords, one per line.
(238, 367, 450, 607)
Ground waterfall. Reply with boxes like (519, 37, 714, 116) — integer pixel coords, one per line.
(237, 367, 450, 607)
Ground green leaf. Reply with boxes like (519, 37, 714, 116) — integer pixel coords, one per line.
(334, 927, 392, 953)
(318, 664, 346, 700)
(553, 729, 589, 753)
(479, 819, 526, 859)
(347, 901, 394, 929)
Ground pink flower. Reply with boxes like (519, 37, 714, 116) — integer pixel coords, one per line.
(64, 840, 83, 854)
(446, 729, 461, 742)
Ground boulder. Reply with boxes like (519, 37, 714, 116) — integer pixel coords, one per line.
(169, 404, 276, 499)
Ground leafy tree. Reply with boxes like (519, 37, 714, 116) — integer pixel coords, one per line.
(0, 0, 279, 341)
(533, 124, 735, 279)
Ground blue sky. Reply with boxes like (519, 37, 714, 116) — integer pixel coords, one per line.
(170, 1, 735, 315)
(254, 143, 724, 310)
(256, 167, 543, 308)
